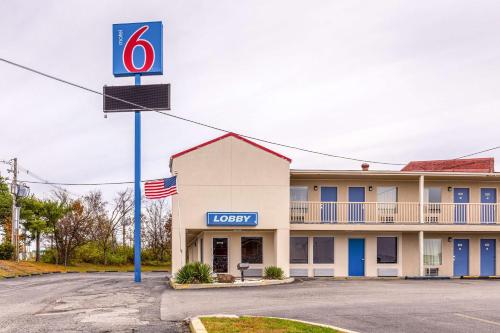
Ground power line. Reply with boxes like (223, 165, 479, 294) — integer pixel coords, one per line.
(15, 144, 500, 187)
(454, 146, 500, 159)
(17, 164, 78, 197)
(0, 57, 407, 166)
(19, 179, 136, 186)
(1, 57, 500, 187)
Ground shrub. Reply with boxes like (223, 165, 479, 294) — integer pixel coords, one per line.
(264, 266, 284, 280)
(175, 262, 213, 284)
(74, 242, 101, 264)
(40, 248, 57, 263)
(109, 246, 134, 265)
(0, 242, 13, 260)
(73, 243, 134, 265)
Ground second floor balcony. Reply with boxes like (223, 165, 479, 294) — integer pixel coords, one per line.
(290, 201, 499, 225)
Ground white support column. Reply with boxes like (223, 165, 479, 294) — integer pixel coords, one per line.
(419, 175, 425, 224)
(419, 175, 425, 276)
(419, 230, 424, 277)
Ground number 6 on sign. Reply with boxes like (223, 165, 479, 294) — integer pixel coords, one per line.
(112, 21, 163, 77)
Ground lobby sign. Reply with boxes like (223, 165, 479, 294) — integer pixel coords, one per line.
(207, 212, 258, 226)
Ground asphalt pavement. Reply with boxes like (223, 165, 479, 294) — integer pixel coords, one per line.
(162, 278, 500, 333)
(0, 272, 188, 333)
(5, 273, 500, 333)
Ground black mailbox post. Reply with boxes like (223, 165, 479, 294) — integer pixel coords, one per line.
(237, 263, 250, 282)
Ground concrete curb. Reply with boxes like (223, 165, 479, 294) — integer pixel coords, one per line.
(189, 317, 208, 333)
(1, 270, 170, 280)
(171, 277, 294, 290)
(405, 276, 451, 280)
(462, 275, 500, 279)
(188, 315, 357, 333)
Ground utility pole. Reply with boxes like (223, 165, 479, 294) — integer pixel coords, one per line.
(10, 158, 18, 260)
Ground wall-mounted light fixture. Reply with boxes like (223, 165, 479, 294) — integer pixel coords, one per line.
(314, 186, 318, 191)
(368, 186, 373, 191)
(448, 186, 453, 192)
(448, 237, 453, 242)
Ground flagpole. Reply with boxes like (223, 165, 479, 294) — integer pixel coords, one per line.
(176, 173, 183, 267)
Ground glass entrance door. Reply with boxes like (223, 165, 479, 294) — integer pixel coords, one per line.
(213, 238, 228, 273)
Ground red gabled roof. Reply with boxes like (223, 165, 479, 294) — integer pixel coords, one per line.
(170, 132, 292, 163)
(401, 158, 494, 173)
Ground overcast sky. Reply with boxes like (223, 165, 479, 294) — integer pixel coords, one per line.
(1, 0, 500, 201)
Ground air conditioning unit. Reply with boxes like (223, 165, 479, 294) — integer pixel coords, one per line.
(379, 216, 395, 223)
(425, 267, 439, 276)
(425, 216, 439, 224)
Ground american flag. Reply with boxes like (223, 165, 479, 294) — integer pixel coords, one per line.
(144, 176, 177, 199)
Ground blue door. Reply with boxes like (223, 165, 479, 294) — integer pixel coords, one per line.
(454, 188, 469, 224)
(481, 188, 496, 224)
(321, 187, 337, 222)
(453, 239, 469, 276)
(348, 238, 365, 276)
(480, 239, 496, 276)
(349, 187, 365, 223)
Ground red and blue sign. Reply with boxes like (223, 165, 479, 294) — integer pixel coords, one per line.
(112, 21, 163, 77)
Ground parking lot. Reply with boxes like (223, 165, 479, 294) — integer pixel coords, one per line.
(4, 273, 500, 333)
(0, 272, 188, 333)
(162, 278, 500, 333)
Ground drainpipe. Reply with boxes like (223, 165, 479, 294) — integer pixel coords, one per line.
(419, 175, 425, 277)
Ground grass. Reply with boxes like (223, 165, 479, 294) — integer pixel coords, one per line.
(200, 317, 342, 333)
(0, 260, 170, 278)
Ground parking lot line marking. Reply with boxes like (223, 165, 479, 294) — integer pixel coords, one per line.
(454, 313, 500, 327)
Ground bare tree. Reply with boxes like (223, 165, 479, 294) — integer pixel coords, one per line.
(92, 189, 133, 265)
(143, 199, 171, 262)
(53, 192, 98, 266)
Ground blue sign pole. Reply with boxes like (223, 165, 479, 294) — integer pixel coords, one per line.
(112, 21, 163, 282)
(134, 73, 142, 283)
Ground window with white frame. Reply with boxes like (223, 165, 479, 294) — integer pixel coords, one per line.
(290, 186, 308, 201)
(290, 187, 309, 221)
(424, 187, 442, 214)
(377, 186, 398, 215)
(424, 239, 442, 265)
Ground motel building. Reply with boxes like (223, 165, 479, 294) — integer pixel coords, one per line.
(171, 133, 500, 278)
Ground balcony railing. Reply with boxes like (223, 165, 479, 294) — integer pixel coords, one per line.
(290, 201, 499, 224)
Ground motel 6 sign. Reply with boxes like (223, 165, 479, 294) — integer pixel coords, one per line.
(112, 21, 163, 77)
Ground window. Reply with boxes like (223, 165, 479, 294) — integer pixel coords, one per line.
(291, 187, 309, 222)
(425, 187, 442, 203)
(290, 237, 308, 264)
(425, 187, 442, 215)
(290, 186, 308, 201)
(424, 239, 442, 265)
(241, 237, 263, 264)
(313, 237, 334, 264)
(377, 186, 398, 215)
(377, 237, 398, 263)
